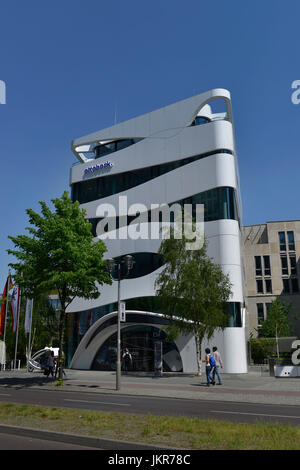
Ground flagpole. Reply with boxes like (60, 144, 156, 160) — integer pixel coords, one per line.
(27, 299, 33, 372)
(2, 271, 11, 370)
(13, 288, 21, 370)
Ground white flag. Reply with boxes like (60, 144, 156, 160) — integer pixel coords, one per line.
(10, 285, 20, 333)
(25, 298, 33, 334)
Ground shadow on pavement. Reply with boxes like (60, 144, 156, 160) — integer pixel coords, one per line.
(0, 373, 116, 391)
(0, 374, 55, 388)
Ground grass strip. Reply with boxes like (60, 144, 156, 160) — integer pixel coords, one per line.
(0, 402, 299, 450)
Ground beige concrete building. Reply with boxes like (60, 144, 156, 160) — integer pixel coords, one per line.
(243, 220, 300, 337)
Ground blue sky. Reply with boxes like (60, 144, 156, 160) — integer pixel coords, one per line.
(0, 0, 299, 288)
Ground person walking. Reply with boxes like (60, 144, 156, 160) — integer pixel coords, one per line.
(212, 346, 223, 385)
(122, 348, 133, 374)
(46, 351, 55, 378)
(202, 348, 216, 386)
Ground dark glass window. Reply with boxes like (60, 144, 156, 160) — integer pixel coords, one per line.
(71, 149, 233, 204)
(191, 116, 211, 126)
(108, 252, 164, 279)
(263, 255, 271, 276)
(290, 256, 297, 276)
(278, 232, 286, 251)
(225, 302, 242, 327)
(265, 303, 271, 315)
(281, 256, 288, 275)
(287, 231, 295, 251)
(265, 279, 272, 294)
(94, 139, 143, 158)
(257, 303, 264, 325)
(255, 256, 262, 276)
(292, 278, 299, 293)
(98, 142, 115, 157)
(256, 279, 263, 294)
(88, 187, 238, 237)
(283, 278, 290, 294)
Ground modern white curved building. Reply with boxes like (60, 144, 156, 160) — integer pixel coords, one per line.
(67, 89, 248, 374)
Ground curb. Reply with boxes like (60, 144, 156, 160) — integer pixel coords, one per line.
(0, 424, 175, 450)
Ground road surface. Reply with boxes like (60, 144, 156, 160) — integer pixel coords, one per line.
(0, 388, 299, 426)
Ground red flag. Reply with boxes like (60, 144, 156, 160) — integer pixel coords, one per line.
(0, 280, 8, 335)
(0, 277, 13, 335)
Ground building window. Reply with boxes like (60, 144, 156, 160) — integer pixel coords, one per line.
(255, 256, 262, 276)
(291, 278, 299, 293)
(256, 279, 263, 294)
(94, 138, 143, 158)
(263, 255, 271, 276)
(265, 303, 272, 315)
(287, 231, 295, 251)
(282, 278, 290, 294)
(257, 303, 264, 325)
(265, 279, 272, 294)
(281, 256, 288, 275)
(292, 278, 299, 293)
(278, 232, 286, 251)
(290, 255, 297, 276)
(190, 116, 211, 126)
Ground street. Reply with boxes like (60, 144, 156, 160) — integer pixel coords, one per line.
(0, 387, 300, 426)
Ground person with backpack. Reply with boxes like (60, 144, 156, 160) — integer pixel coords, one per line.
(203, 348, 216, 386)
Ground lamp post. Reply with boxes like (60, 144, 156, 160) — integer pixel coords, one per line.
(106, 255, 134, 390)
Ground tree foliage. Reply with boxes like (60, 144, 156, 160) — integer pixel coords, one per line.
(258, 299, 292, 358)
(7, 191, 111, 379)
(155, 229, 232, 375)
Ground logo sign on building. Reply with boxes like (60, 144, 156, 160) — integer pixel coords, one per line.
(120, 301, 126, 322)
(84, 161, 113, 176)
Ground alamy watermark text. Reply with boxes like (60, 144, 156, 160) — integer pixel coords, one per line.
(0, 80, 6, 104)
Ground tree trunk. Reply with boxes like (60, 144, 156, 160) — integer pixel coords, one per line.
(194, 329, 202, 376)
(275, 324, 279, 359)
(58, 306, 66, 381)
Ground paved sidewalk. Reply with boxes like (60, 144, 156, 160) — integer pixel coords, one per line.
(0, 368, 300, 406)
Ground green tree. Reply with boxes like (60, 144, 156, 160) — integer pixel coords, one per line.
(7, 191, 111, 380)
(155, 229, 232, 376)
(258, 299, 292, 358)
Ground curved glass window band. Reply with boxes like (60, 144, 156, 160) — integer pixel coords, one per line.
(88, 186, 238, 237)
(71, 149, 233, 204)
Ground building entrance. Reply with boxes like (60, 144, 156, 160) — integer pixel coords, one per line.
(91, 325, 183, 372)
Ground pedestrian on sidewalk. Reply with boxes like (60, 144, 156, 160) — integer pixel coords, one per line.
(203, 348, 215, 386)
(212, 346, 223, 385)
(46, 351, 55, 378)
(122, 348, 133, 374)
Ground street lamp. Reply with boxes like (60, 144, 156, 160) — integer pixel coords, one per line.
(106, 254, 134, 390)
